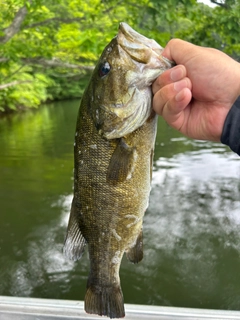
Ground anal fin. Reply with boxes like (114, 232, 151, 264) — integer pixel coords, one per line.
(107, 138, 136, 185)
(126, 229, 143, 264)
(63, 198, 86, 261)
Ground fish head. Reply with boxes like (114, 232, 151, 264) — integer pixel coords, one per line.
(88, 22, 173, 139)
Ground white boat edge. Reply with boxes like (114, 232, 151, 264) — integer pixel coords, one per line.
(0, 295, 240, 319)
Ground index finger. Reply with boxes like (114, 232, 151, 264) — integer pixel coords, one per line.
(152, 65, 186, 95)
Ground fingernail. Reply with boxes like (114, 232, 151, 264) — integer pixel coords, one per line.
(170, 67, 183, 82)
(174, 79, 187, 92)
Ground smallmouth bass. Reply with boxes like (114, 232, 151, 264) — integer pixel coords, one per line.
(64, 22, 173, 318)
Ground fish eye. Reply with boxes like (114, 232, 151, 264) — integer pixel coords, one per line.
(99, 62, 111, 78)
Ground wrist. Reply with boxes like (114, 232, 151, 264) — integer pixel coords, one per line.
(221, 96, 240, 155)
(235, 62, 240, 97)
(219, 61, 240, 146)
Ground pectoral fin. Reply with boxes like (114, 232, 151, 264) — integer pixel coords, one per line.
(63, 198, 86, 261)
(126, 229, 143, 264)
(107, 138, 136, 185)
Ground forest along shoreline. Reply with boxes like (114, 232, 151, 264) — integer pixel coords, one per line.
(0, 0, 239, 113)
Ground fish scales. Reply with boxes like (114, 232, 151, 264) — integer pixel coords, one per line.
(64, 22, 173, 318)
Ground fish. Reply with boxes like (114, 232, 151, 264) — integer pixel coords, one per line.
(63, 22, 173, 318)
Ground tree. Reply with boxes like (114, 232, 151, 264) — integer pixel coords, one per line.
(175, 0, 240, 58)
(0, 0, 239, 112)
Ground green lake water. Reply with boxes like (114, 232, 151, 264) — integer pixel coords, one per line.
(0, 99, 240, 310)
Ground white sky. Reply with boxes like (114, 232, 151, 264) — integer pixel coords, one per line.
(197, 0, 217, 7)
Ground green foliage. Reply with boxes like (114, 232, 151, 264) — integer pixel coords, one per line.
(174, 1, 240, 57)
(0, 63, 54, 111)
(0, 0, 239, 112)
(47, 72, 91, 101)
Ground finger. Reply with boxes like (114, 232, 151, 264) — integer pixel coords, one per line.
(153, 77, 192, 113)
(154, 87, 192, 130)
(162, 39, 199, 65)
(152, 65, 186, 95)
(153, 84, 191, 116)
(153, 78, 192, 118)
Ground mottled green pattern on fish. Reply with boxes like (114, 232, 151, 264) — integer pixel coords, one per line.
(63, 22, 173, 319)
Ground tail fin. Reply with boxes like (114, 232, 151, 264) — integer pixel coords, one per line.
(85, 283, 125, 318)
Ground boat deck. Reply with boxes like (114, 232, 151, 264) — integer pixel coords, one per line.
(1, 296, 240, 320)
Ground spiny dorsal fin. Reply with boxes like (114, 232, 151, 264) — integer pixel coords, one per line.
(107, 138, 137, 185)
(126, 229, 143, 264)
(63, 198, 86, 261)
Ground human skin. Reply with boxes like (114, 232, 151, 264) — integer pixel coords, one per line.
(152, 39, 240, 142)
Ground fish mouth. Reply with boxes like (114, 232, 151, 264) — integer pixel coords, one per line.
(119, 22, 162, 53)
(117, 22, 172, 68)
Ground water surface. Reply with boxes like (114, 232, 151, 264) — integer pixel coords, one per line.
(0, 100, 240, 310)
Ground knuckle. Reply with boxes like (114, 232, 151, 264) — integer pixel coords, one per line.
(153, 84, 175, 116)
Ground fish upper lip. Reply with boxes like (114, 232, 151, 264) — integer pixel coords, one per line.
(118, 23, 174, 68)
(117, 24, 162, 64)
(118, 40, 162, 66)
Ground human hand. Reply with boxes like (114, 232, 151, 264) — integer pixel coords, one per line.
(152, 39, 240, 141)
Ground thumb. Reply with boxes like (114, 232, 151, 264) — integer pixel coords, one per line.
(162, 39, 198, 65)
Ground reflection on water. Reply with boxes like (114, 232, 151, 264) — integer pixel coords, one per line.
(6, 195, 87, 299)
(0, 100, 240, 310)
(143, 146, 240, 309)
